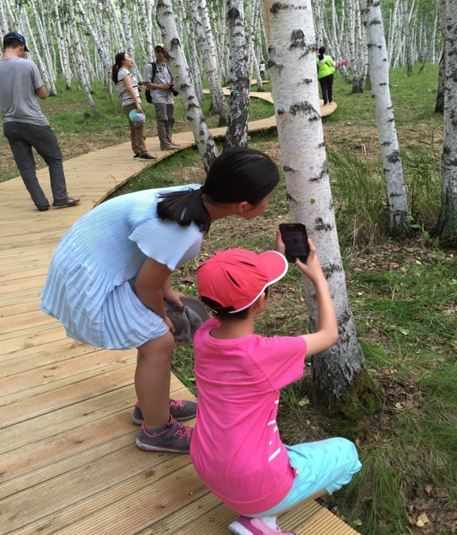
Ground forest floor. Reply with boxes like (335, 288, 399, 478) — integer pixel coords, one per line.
(3, 64, 456, 535)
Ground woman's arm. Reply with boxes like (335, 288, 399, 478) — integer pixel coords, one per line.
(123, 73, 143, 113)
(135, 257, 172, 322)
(162, 274, 185, 309)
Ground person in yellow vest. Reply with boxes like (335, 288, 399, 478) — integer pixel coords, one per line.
(316, 47, 336, 106)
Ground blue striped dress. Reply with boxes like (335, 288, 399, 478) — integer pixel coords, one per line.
(40, 184, 203, 349)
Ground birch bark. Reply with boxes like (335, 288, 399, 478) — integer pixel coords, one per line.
(437, 0, 457, 239)
(224, 0, 250, 149)
(262, 0, 375, 404)
(185, 0, 229, 126)
(154, 0, 219, 171)
(0, 0, 8, 36)
(362, 0, 410, 235)
(53, 0, 73, 90)
(419, 0, 440, 73)
(403, 0, 413, 74)
(66, 0, 99, 117)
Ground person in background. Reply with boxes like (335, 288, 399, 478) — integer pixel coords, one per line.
(112, 51, 156, 161)
(259, 61, 266, 81)
(316, 46, 336, 106)
(143, 44, 180, 152)
(0, 32, 79, 212)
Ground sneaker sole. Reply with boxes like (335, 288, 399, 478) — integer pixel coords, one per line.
(135, 438, 190, 453)
(132, 414, 195, 425)
(228, 522, 253, 535)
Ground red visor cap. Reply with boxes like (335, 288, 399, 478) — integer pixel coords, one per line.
(196, 249, 288, 313)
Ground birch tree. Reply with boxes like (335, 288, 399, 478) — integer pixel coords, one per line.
(362, 0, 410, 235)
(154, 0, 219, 171)
(403, 0, 413, 74)
(224, 0, 250, 149)
(66, 0, 99, 117)
(437, 0, 457, 240)
(262, 0, 380, 411)
(185, 0, 229, 126)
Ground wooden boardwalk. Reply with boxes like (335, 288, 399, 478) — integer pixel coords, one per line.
(0, 95, 355, 535)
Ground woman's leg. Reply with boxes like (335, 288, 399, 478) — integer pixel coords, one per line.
(135, 331, 175, 429)
(123, 103, 138, 153)
(328, 74, 334, 103)
(319, 77, 328, 104)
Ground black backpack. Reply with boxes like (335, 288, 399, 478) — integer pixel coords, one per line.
(145, 62, 173, 104)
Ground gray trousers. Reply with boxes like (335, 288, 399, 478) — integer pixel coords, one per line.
(154, 103, 175, 148)
(3, 121, 68, 210)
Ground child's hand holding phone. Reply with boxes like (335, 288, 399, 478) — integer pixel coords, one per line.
(295, 240, 325, 285)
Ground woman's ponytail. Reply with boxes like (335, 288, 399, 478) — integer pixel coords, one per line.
(157, 187, 211, 233)
(112, 52, 126, 84)
(318, 46, 325, 61)
(157, 147, 279, 234)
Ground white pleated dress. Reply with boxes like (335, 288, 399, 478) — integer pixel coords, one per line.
(40, 184, 203, 349)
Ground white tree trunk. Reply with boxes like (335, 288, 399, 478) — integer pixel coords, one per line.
(403, 0, 413, 74)
(437, 0, 457, 239)
(185, 0, 229, 125)
(154, 0, 219, 172)
(225, 0, 250, 148)
(362, 0, 410, 235)
(263, 0, 367, 397)
(0, 0, 9, 36)
(21, 6, 57, 96)
(66, 0, 98, 117)
(119, 0, 140, 79)
(75, 0, 112, 76)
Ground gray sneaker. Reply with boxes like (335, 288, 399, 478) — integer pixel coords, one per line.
(132, 399, 197, 425)
(136, 416, 192, 453)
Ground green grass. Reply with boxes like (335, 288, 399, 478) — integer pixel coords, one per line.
(324, 62, 440, 129)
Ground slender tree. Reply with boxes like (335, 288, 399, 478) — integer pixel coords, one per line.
(362, 0, 410, 235)
(224, 0, 250, 149)
(184, 0, 229, 126)
(262, 0, 380, 412)
(154, 0, 219, 171)
(437, 0, 457, 240)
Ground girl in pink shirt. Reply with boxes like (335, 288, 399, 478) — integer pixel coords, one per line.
(191, 241, 361, 535)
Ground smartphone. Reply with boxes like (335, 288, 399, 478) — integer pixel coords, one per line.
(279, 223, 310, 263)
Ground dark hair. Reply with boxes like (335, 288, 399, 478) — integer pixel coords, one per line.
(112, 52, 126, 84)
(318, 47, 326, 61)
(157, 147, 279, 233)
(3, 37, 23, 49)
(201, 287, 269, 322)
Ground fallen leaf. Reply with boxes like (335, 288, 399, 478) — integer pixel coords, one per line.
(353, 519, 362, 526)
(416, 520, 425, 527)
(298, 397, 309, 407)
(418, 513, 430, 524)
(425, 485, 433, 496)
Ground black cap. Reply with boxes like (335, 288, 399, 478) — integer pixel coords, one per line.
(4, 32, 29, 52)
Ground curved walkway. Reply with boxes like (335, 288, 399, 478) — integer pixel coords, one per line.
(0, 92, 353, 535)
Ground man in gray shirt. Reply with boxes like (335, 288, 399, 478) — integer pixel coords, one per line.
(0, 32, 79, 211)
(143, 44, 180, 151)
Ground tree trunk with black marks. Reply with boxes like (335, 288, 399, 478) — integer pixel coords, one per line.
(225, 0, 250, 149)
(66, 0, 98, 118)
(435, 0, 446, 114)
(362, 0, 410, 236)
(154, 0, 219, 172)
(184, 0, 229, 126)
(403, 0, 413, 74)
(437, 0, 457, 240)
(262, 0, 380, 418)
